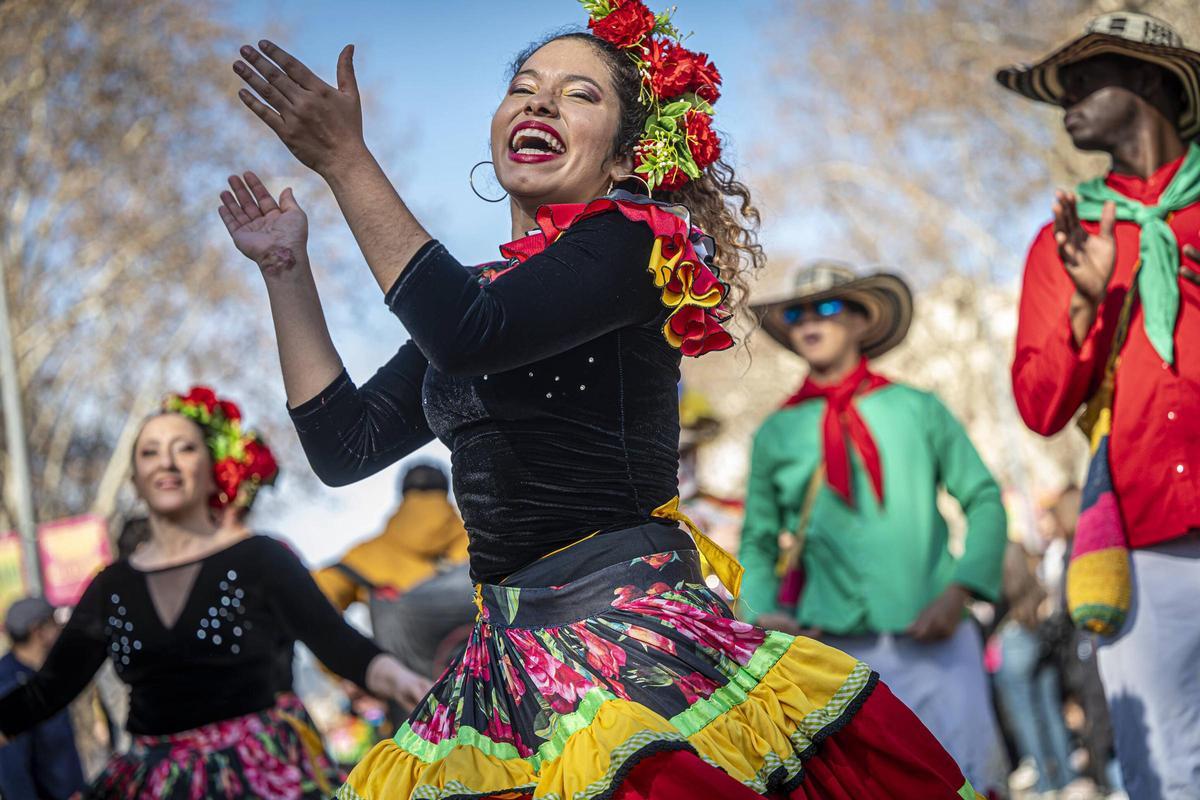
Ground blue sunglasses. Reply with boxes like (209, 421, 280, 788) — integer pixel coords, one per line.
(782, 299, 846, 325)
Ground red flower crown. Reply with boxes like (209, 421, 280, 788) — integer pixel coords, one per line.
(581, 0, 723, 192)
(164, 386, 279, 510)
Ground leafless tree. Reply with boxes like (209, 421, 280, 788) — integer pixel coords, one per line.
(0, 0, 342, 528)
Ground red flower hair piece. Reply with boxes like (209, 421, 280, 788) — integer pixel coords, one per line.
(164, 386, 279, 510)
(587, 0, 655, 48)
(580, 0, 723, 192)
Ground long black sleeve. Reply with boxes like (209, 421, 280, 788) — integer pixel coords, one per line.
(0, 577, 107, 738)
(387, 211, 661, 377)
(260, 539, 382, 688)
(288, 338, 434, 487)
(288, 210, 689, 583)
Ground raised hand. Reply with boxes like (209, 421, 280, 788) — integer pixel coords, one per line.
(217, 172, 308, 276)
(233, 40, 364, 176)
(1053, 191, 1117, 306)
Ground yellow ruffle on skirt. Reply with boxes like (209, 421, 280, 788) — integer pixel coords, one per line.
(336, 635, 871, 800)
(336, 532, 977, 799)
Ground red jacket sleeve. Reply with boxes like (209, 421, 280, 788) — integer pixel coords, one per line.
(1011, 223, 1108, 435)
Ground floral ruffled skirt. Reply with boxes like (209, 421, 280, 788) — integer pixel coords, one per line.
(87, 692, 343, 799)
(337, 524, 979, 799)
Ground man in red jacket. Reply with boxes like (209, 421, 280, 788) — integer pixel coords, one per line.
(1000, 12, 1200, 797)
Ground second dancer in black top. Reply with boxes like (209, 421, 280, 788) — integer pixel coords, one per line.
(0, 387, 429, 799)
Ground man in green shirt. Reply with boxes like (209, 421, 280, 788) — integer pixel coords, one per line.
(742, 262, 1009, 795)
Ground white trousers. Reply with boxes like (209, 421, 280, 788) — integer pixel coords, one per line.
(1098, 534, 1200, 800)
(823, 622, 1009, 795)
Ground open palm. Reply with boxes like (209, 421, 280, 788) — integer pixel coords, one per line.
(218, 171, 308, 268)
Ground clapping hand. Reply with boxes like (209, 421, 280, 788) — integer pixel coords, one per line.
(1053, 191, 1117, 306)
(234, 40, 365, 176)
(218, 171, 308, 276)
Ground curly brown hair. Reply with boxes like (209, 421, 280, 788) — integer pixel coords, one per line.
(510, 32, 765, 316)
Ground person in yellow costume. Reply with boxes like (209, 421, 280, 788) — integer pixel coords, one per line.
(314, 464, 475, 681)
(315, 463, 469, 606)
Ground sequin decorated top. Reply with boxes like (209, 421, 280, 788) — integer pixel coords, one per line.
(0, 536, 381, 736)
(290, 194, 733, 583)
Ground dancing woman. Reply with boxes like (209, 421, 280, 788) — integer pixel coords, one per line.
(0, 388, 429, 799)
(224, 2, 983, 797)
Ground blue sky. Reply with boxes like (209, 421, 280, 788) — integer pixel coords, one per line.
(223, 1, 779, 564)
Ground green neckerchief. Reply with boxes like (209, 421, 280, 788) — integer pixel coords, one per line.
(1075, 141, 1200, 365)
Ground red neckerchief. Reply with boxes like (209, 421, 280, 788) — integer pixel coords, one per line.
(781, 358, 890, 507)
(483, 195, 733, 357)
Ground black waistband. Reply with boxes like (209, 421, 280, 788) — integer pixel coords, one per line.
(500, 520, 693, 588)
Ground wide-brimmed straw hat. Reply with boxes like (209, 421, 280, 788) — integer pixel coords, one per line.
(995, 12, 1200, 138)
(751, 261, 913, 359)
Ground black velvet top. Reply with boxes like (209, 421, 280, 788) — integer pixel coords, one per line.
(0, 536, 382, 736)
(289, 209, 689, 583)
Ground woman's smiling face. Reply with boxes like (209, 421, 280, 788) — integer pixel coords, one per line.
(491, 37, 630, 208)
(131, 413, 217, 517)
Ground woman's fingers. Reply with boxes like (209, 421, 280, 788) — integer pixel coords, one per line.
(238, 46, 305, 101)
(238, 89, 286, 136)
(403, 670, 433, 704)
(219, 189, 252, 227)
(217, 204, 239, 234)
(233, 60, 292, 112)
(257, 40, 327, 92)
(227, 174, 261, 219)
(243, 171, 280, 213)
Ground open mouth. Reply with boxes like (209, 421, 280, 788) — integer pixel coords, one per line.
(508, 121, 566, 163)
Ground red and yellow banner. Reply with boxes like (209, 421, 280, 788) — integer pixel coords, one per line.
(37, 515, 111, 607)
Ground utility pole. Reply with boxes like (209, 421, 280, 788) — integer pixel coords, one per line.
(0, 250, 40, 596)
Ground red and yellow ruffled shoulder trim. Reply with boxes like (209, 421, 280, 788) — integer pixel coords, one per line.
(497, 193, 733, 357)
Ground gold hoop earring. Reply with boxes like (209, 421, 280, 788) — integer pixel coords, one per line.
(614, 173, 653, 199)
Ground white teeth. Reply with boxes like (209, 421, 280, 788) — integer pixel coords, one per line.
(510, 127, 565, 154)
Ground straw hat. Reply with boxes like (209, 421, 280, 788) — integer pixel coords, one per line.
(995, 12, 1200, 138)
(751, 261, 912, 359)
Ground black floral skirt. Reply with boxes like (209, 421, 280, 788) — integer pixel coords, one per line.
(86, 692, 343, 799)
